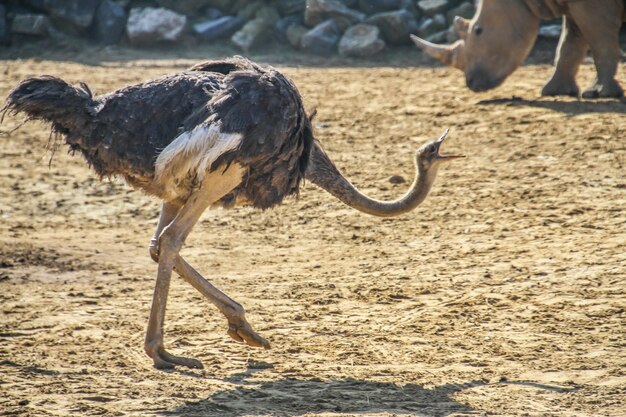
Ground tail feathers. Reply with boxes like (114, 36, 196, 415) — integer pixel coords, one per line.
(4, 75, 96, 140)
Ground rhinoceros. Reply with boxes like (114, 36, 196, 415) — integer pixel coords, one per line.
(411, 0, 625, 98)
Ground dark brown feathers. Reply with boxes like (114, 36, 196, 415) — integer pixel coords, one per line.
(5, 75, 96, 138)
(5, 56, 314, 209)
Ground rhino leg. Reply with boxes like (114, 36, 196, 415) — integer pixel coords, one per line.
(542, 17, 587, 97)
(569, 1, 624, 98)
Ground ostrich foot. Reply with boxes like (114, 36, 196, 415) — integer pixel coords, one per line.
(227, 315, 271, 349)
(145, 342, 204, 369)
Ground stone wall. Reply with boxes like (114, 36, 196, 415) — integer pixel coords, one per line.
(0, 0, 563, 56)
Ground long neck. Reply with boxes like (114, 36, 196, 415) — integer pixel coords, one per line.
(305, 141, 439, 217)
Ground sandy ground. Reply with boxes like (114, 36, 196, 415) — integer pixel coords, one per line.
(0, 43, 625, 417)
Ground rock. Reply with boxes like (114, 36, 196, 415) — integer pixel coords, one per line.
(388, 175, 406, 184)
(358, 0, 410, 15)
(286, 23, 308, 48)
(417, 0, 449, 17)
(230, 2, 280, 51)
(193, 16, 243, 41)
(0, 5, 9, 45)
(227, 0, 251, 14)
(425, 29, 448, 43)
(126, 8, 187, 46)
(43, 0, 100, 33)
(305, 0, 365, 31)
(11, 14, 51, 36)
(231, 18, 271, 51)
(446, 1, 475, 24)
(203, 8, 224, 21)
(93, 0, 127, 45)
(275, 0, 307, 16)
(275, 15, 303, 43)
(237, 1, 264, 22)
(301, 19, 341, 55)
(229, 5, 280, 50)
(156, 0, 214, 15)
(416, 14, 447, 38)
(365, 9, 417, 45)
(539, 24, 561, 39)
(338, 24, 385, 57)
(255, 6, 281, 27)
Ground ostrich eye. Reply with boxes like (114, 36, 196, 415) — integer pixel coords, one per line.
(474, 25, 483, 36)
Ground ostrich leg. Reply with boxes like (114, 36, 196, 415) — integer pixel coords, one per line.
(150, 203, 270, 351)
(144, 164, 246, 369)
(173, 258, 270, 349)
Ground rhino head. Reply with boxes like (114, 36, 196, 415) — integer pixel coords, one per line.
(411, 0, 540, 92)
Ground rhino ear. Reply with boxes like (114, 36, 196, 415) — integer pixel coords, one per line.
(453, 16, 470, 39)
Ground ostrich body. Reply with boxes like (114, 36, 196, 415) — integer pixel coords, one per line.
(5, 57, 463, 369)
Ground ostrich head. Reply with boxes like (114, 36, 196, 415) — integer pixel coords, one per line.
(415, 129, 465, 174)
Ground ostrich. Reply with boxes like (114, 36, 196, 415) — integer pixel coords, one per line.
(4, 56, 464, 370)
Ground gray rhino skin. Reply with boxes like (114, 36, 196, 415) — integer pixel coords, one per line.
(411, 0, 625, 98)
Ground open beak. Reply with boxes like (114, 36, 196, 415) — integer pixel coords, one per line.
(435, 129, 465, 161)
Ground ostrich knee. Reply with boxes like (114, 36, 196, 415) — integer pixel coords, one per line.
(149, 238, 159, 263)
(157, 226, 185, 263)
(224, 299, 246, 322)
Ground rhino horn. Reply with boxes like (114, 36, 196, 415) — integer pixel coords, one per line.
(410, 35, 465, 70)
(453, 16, 470, 39)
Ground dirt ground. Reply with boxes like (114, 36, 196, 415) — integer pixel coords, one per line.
(0, 42, 624, 417)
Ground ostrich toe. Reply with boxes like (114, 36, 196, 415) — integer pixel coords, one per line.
(146, 345, 204, 370)
(227, 316, 271, 349)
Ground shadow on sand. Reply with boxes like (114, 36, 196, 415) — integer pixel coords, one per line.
(478, 96, 626, 115)
(161, 362, 577, 417)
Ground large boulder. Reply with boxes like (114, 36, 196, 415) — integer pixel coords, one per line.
(286, 23, 309, 49)
(416, 14, 446, 38)
(255, 5, 281, 27)
(338, 24, 385, 57)
(193, 16, 244, 41)
(275, 0, 307, 16)
(37, 0, 100, 34)
(11, 14, 51, 36)
(231, 19, 269, 51)
(301, 19, 341, 55)
(365, 9, 417, 45)
(237, 1, 265, 22)
(93, 0, 127, 45)
(305, 0, 365, 31)
(417, 0, 450, 17)
(275, 15, 303, 43)
(126, 8, 187, 46)
(231, 5, 279, 50)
